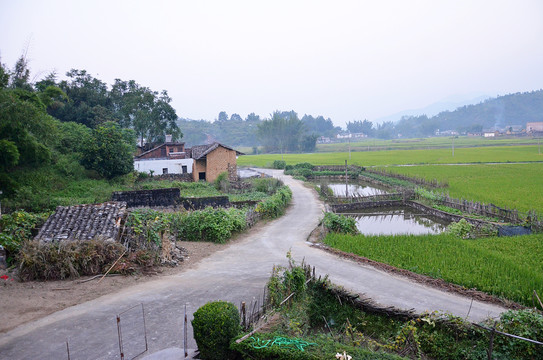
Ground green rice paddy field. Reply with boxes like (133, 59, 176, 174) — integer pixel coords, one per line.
(237, 145, 543, 167)
(387, 163, 543, 214)
(238, 145, 543, 214)
(325, 232, 543, 306)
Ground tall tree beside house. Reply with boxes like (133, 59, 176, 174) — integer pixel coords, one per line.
(110, 79, 181, 147)
(80, 122, 135, 179)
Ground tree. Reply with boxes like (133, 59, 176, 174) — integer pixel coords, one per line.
(217, 111, 228, 122)
(50, 69, 114, 127)
(229, 113, 242, 122)
(300, 134, 319, 152)
(111, 79, 181, 146)
(80, 122, 135, 179)
(257, 110, 304, 154)
(346, 119, 374, 136)
(245, 112, 260, 122)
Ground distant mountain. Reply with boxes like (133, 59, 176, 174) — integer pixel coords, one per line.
(375, 94, 491, 124)
(393, 90, 543, 138)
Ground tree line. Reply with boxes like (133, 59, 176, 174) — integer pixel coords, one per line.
(0, 55, 183, 197)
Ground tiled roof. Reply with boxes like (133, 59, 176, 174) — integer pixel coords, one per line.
(190, 142, 244, 160)
(136, 142, 185, 159)
(35, 202, 127, 243)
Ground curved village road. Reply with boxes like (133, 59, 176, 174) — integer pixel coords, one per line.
(0, 170, 507, 359)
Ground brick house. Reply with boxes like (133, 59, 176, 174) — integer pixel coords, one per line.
(190, 142, 243, 182)
(134, 140, 243, 181)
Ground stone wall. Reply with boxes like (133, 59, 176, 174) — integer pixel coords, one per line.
(178, 196, 230, 210)
(112, 188, 180, 208)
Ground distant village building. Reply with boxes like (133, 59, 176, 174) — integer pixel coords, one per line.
(133, 139, 243, 182)
(434, 129, 458, 136)
(336, 133, 367, 140)
(317, 136, 331, 144)
(526, 122, 543, 133)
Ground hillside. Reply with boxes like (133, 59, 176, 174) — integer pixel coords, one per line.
(394, 90, 543, 138)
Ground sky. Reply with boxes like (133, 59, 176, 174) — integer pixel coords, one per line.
(1, 0, 542, 128)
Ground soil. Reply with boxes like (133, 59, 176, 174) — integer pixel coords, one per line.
(0, 241, 227, 334)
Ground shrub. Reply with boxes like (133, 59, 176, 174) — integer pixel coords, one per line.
(192, 301, 241, 360)
(494, 309, 543, 359)
(251, 177, 283, 195)
(214, 171, 230, 191)
(173, 207, 246, 243)
(272, 160, 287, 169)
(293, 162, 314, 169)
(322, 212, 358, 235)
(446, 218, 473, 238)
(255, 186, 292, 219)
(0, 210, 49, 265)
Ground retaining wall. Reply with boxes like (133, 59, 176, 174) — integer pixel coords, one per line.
(112, 188, 180, 208)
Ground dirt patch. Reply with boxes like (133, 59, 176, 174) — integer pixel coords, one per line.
(307, 226, 523, 311)
(0, 240, 226, 334)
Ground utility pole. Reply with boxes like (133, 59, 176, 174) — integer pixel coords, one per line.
(452, 136, 455, 157)
(345, 160, 348, 198)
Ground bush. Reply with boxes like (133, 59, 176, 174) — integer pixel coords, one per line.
(446, 218, 473, 238)
(192, 301, 241, 360)
(494, 309, 543, 359)
(0, 210, 49, 265)
(251, 177, 283, 195)
(322, 212, 358, 235)
(255, 186, 292, 219)
(173, 207, 246, 243)
(293, 162, 314, 169)
(272, 160, 286, 169)
(214, 171, 230, 191)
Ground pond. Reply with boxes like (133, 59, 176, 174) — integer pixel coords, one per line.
(338, 206, 451, 235)
(315, 180, 388, 197)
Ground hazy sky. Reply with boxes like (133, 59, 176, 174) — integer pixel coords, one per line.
(1, 0, 542, 127)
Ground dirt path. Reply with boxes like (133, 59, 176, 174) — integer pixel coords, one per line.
(0, 171, 508, 360)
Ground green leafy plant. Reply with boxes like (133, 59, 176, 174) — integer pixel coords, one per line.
(322, 212, 358, 235)
(273, 160, 287, 169)
(173, 207, 246, 243)
(255, 186, 292, 219)
(192, 300, 241, 360)
(0, 210, 49, 264)
(446, 219, 473, 238)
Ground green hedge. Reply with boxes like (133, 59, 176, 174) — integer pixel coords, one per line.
(173, 207, 246, 243)
(255, 186, 292, 219)
(322, 212, 358, 235)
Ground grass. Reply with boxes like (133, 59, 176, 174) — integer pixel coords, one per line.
(387, 163, 543, 214)
(315, 136, 542, 152)
(237, 145, 543, 167)
(324, 232, 543, 306)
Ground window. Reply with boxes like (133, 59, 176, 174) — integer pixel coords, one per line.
(169, 148, 173, 153)
(162, 168, 168, 174)
(198, 172, 206, 180)
(182, 165, 187, 174)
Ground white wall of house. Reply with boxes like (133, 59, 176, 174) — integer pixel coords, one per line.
(134, 158, 194, 175)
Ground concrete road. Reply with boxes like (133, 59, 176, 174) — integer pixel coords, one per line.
(0, 171, 507, 359)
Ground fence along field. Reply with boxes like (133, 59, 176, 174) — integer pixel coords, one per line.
(386, 163, 543, 214)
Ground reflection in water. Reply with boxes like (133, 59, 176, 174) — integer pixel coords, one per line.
(339, 206, 450, 235)
(322, 182, 387, 197)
